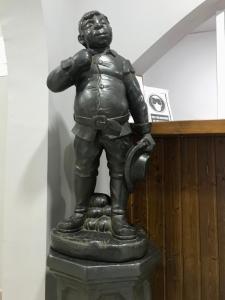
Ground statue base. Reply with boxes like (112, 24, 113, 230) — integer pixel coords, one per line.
(47, 243, 160, 300)
(51, 193, 148, 262)
(51, 227, 147, 262)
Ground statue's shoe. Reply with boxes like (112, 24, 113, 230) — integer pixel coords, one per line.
(111, 214, 137, 240)
(56, 213, 85, 233)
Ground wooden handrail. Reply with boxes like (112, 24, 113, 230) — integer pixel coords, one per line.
(151, 120, 225, 135)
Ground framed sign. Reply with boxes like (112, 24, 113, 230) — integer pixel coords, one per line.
(144, 86, 173, 122)
(129, 78, 173, 123)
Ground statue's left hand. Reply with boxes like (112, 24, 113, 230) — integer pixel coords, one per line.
(138, 133, 155, 152)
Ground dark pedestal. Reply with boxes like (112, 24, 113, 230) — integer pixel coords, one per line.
(47, 243, 160, 300)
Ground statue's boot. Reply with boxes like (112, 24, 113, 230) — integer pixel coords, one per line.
(111, 177, 136, 240)
(56, 175, 96, 232)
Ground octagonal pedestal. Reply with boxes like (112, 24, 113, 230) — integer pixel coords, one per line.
(47, 242, 160, 300)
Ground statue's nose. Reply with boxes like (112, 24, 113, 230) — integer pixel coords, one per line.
(94, 20, 103, 29)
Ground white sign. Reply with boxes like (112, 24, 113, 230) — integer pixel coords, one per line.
(144, 86, 173, 122)
(129, 79, 173, 123)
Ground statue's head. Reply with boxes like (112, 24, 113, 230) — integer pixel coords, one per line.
(78, 11, 112, 50)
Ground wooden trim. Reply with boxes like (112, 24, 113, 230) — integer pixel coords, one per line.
(151, 120, 225, 135)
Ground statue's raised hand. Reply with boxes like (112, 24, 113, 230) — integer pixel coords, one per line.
(60, 49, 92, 79)
(72, 49, 92, 72)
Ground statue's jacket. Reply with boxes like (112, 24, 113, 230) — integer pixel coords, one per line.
(47, 48, 149, 141)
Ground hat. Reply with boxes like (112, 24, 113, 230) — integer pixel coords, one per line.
(125, 141, 151, 192)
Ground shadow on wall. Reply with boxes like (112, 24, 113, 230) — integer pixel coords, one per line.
(17, 111, 74, 230)
(46, 114, 75, 300)
(47, 114, 75, 231)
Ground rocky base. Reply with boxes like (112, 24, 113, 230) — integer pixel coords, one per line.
(51, 227, 148, 262)
(50, 193, 148, 262)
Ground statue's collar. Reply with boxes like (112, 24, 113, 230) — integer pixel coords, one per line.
(88, 48, 117, 57)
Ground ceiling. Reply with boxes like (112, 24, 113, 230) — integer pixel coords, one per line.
(193, 15, 216, 33)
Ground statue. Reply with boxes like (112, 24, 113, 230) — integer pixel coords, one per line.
(47, 10, 155, 262)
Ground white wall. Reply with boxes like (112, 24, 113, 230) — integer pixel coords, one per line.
(0, 31, 8, 277)
(42, 0, 208, 65)
(216, 11, 225, 118)
(144, 31, 217, 120)
(0, 26, 8, 218)
(0, 75, 8, 289)
(134, 0, 224, 74)
(0, 1, 48, 300)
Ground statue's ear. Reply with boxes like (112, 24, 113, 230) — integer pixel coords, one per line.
(78, 34, 86, 47)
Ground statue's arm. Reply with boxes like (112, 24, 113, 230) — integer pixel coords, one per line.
(47, 60, 74, 92)
(123, 60, 149, 135)
(123, 60, 155, 150)
(47, 49, 91, 93)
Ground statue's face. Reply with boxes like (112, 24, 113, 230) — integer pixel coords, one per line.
(80, 14, 112, 49)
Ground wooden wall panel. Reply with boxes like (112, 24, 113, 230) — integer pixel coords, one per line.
(181, 137, 201, 300)
(197, 137, 219, 300)
(164, 137, 183, 300)
(130, 135, 225, 300)
(147, 138, 165, 300)
(215, 137, 225, 300)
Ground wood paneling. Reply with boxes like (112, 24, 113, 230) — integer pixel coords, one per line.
(215, 137, 225, 300)
(197, 137, 219, 300)
(147, 138, 165, 300)
(181, 137, 201, 300)
(164, 137, 183, 300)
(129, 135, 225, 300)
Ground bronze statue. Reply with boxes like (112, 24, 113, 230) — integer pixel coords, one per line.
(47, 11, 155, 261)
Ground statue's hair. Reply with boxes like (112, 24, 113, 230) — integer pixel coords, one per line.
(78, 10, 109, 33)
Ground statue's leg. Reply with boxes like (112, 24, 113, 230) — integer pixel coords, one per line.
(56, 136, 102, 232)
(110, 177, 137, 239)
(104, 135, 136, 239)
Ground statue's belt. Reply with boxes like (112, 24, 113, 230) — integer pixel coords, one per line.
(75, 114, 129, 135)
